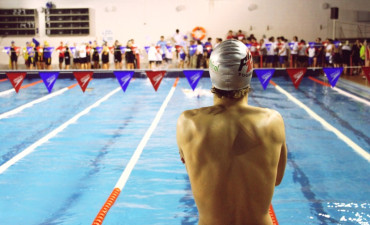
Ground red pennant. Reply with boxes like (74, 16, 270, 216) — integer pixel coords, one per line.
(6, 72, 26, 93)
(73, 71, 93, 92)
(363, 67, 370, 82)
(286, 68, 307, 89)
(145, 71, 166, 91)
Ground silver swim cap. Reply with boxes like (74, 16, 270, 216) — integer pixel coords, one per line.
(209, 39, 253, 91)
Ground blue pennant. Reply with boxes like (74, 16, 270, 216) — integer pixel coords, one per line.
(114, 71, 134, 92)
(39, 71, 59, 93)
(255, 69, 275, 90)
(183, 70, 204, 90)
(323, 67, 343, 87)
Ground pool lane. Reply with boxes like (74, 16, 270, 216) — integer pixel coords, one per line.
(0, 77, 368, 224)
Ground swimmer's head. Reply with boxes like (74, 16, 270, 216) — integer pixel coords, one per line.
(209, 39, 253, 91)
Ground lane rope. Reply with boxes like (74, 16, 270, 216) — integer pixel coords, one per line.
(308, 76, 370, 106)
(0, 83, 78, 120)
(0, 87, 122, 174)
(269, 205, 279, 225)
(92, 77, 179, 225)
(0, 79, 43, 96)
(270, 80, 370, 162)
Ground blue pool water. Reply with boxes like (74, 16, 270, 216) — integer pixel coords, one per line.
(0, 76, 369, 225)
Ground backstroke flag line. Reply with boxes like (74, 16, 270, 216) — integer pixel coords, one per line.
(183, 70, 203, 90)
(255, 69, 275, 90)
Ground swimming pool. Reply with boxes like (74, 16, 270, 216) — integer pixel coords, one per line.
(0, 74, 369, 225)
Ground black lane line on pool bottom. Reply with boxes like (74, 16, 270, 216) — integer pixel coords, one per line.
(298, 87, 370, 147)
(250, 92, 339, 225)
(0, 109, 73, 166)
(39, 102, 138, 225)
(283, 75, 370, 147)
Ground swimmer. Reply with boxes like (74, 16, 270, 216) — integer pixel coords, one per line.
(177, 39, 287, 225)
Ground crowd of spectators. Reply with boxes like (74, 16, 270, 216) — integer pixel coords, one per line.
(5, 29, 370, 77)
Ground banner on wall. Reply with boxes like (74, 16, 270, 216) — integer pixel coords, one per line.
(39, 71, 59, 93)
(255, 69, 275, 90)
(6, 72, 26, 93)
(362, 67, 370, 82)
(145, 71, 166, 91)
(287, 68, 307, 89)
(183, 70, 203, 90)
(73, 71, 93, 92)
(323, 67, 343, 87)
(114, 71, 134, 92)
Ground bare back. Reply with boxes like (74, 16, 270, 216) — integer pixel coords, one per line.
(177, 101, 287, 225)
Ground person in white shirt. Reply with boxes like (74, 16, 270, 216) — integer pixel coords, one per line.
(266, 37, 276, 68)
(196, 40, 204, 68)
(72, 43, 80, 69)
(147, 44, 157, 69)
(306, 42, 315, 67)
(165, 42, 175, 68)
(172, 29, 184, 46)
(277, 37, 287, 68)
(291, 36, 299, 68)
(79, 43, 87, 69)
(325, 39, 334, 66)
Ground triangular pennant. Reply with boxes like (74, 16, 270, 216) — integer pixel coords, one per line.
(288, 42, 294, 50)
(3, 47, 10, 54)
(114, 71, 134, 92)
(183, 70, 204, 90)
(70, 47, 76, 54)
(145, 71, 166, 91)
(286, 68, 307, 89)
(73, 71, 93, 92)
(308, 42, 316, 48)
(255, 69, 275, 90)
(323, 67, 343, 87)
(26, 47, 33, 54)
(362, 67, 370, 82)
(245, 43, 251, 49)
(96, 46, 103, 54)
(333, 41, 341, 48)
(45, 47, 55, 53)
(265, 43, 271, 52)
(144, 46, 150, 54)
(166, 45, 173, 52)
(120, 46, 126, 54)
(39, 71, 59, 93)
(6, 72, 26, 93)
(189, 45, 197, 56)
(175, 45, 182, 51)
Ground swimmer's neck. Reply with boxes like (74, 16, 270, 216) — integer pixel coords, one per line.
(213, 94, 248, 107)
